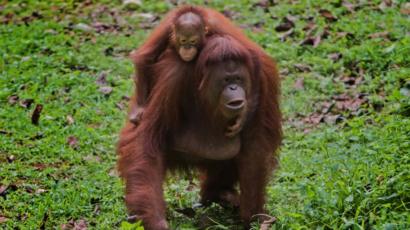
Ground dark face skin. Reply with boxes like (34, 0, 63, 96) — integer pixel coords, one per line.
(203, 60, 251, 119)
(174, 12, 206, 62)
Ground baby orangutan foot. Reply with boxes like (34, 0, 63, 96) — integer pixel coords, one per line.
(129, 106, 145, 125)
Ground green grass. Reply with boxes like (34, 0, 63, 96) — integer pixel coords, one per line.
(1, 0, 409, 229)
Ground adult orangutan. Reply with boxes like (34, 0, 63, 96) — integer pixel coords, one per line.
(128, 5, 277, 125)
(118, 34, 281, 229)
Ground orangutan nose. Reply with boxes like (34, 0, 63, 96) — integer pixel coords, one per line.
(229, 85, 238, 90)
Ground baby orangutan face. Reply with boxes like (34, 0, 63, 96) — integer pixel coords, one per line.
(173, 12, 206, 62)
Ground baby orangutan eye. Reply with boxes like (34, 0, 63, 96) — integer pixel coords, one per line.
(190, 39, 197, 45)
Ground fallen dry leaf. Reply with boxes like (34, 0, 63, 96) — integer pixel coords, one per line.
(115, 101, 126, 110)
(67, 136, 79, 149)
(31, 104, 43, 125)
(61, 219, 88, 230)
(328, 52, 342, 62)
(93, 203, 101, 215)
(8, 95, 19, 105)
(342, 1, 357, 13)
(138, 13, 160, 29)
(29, 132, 44, 141)
(252, 22, 265, 33)
(22, 11, 43, 24)
(312, 35, 321, 47)
(72, 23, 94, 32)
(19, 98, 34, 108)
(104, 46, 114, 56)
(96, 71, 108, 86)
(260, 216, 277, 230)
(275, 22, 293, 32)
(99, 86, 113, 95)
(1, 12, 14, 24)
(303, 113, 324, 125)
(135, 12, 158, 21)
(322, 27, 331, 39)
(368, 31, 390, 39)
(66, 115, 75, 125)
(0, 216, 8, 223)
(294, 63, 312, 72)
(109, 168, 118, 177)
(320, 101, 335, 114)
(36, 188, 47, 194)
(77, 218, 87, 227)
(275, 16, 295, 32)
(253, 0, 275, 9)
(338, 75, 363, 88)
(25, 186, 35, 194)
(324, 114, 344, 124)
(0, 130, 12, 135)
(279, 68, 290, 76)
(378, 0, 393, 10)
(299, 35, 321, 47)
(319, 9, 338, 22)
(335, 31, 354, 39)
(279, 28, 294, 41)
(400, 8, 410, 15)
(0, 185, 8, 195)
(92, 22, 121, 34)
(222, 9, 236, 19)
(83, 155, 101, 163)
(293, 78, 305, 90)
(303, 21, 316, 32)
(401, 3, 410, 15)
(32, 163, 47, 171)
(333, 93, 368, 112)
(123, 0, 142, 8)
(7, 155, 15, 163)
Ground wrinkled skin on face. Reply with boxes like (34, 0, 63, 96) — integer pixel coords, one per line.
(202, 59, 251, 137)
(174, 12, 206, 62)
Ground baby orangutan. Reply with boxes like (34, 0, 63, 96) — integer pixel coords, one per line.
(128, 7, 207, 124)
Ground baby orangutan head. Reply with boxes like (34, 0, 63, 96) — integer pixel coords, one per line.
(172, 12, 207, 62)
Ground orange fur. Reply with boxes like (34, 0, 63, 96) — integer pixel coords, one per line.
(118, 6, 281, 229)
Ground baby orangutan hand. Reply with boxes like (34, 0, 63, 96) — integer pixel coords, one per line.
(129, 106, 145, 125)
(225, 114, 246, 137)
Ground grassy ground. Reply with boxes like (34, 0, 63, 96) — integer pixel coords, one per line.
(1, 0, 409, 229)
